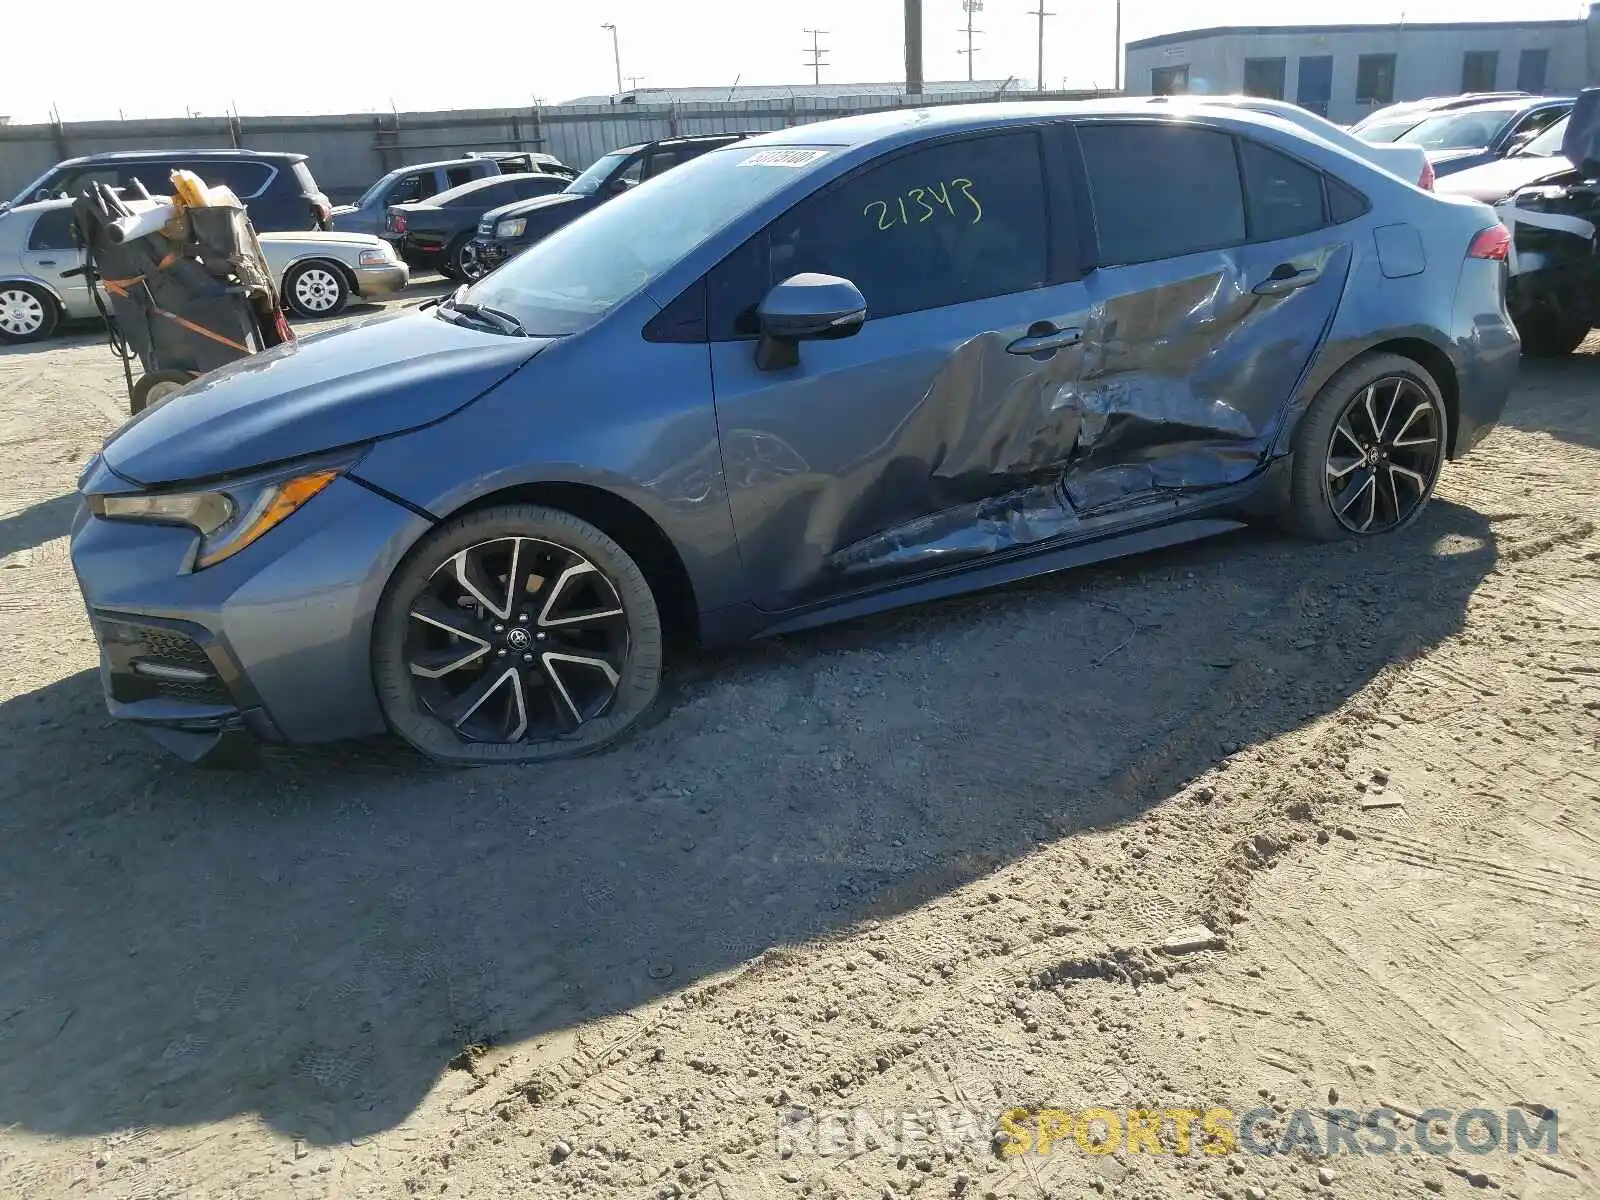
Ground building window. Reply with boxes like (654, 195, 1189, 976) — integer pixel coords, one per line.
(1356, 54, 1396, 106)
(1296, 55, 1334, 116)
(1243, 57, 1287, 100)
(1151, 64, 1190, 95)
(1518, 48, 1549, 92)
(1462, 50, 1498, 93)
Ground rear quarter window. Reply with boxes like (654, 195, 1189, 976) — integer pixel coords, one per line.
(1078, 124, 1247, 265)
(1238, 139, 1328, 241)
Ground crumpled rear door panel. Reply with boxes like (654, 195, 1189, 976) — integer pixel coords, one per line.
(1066, 239, 1352, 512)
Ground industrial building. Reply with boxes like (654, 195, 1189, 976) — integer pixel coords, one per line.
(1125, 11, 1600, 125)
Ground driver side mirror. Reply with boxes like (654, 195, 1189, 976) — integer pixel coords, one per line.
(754, 273, 867, 371)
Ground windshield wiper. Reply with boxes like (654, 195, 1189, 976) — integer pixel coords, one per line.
(437, 286, 527, 337)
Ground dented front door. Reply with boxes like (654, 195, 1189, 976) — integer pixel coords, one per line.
(708, 128, 1094, 612)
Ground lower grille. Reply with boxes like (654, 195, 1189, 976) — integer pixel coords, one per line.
(96, 617, 235, 708)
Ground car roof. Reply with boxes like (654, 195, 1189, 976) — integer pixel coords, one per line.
(55, 149, 305, 166)
(1412, 96, 1571, 119)
(734, 98, 1334, 151)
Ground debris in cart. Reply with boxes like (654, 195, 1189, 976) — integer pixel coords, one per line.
(70, 170, 294, 415)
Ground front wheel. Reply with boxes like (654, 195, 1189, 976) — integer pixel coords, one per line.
(372, 505, 664, 765)
(446, 234, 485, 282)
(283, 261, 350, 318)
(1282, 353, 1448, 542)
(1515, 310, 1590, 358)
(0, 283, 59, 344)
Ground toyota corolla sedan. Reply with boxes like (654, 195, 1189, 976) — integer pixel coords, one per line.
(69, 101, 1518, 766)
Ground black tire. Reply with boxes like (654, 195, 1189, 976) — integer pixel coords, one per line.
(0, 283, 60, 344)
(1282, 352, 1449, 542)
(372, 504, 663, 765)
(282, 260, 351, 318)
(445, 234, 483, 283)
(130, 369, 194, 415)
(1515, 311, 1590, 358)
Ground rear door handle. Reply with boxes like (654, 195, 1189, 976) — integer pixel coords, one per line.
(1253, 266, 1322, 296)
(1006, 326, 1082, 355)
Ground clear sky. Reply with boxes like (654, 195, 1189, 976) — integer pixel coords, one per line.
(1, 0, 1591, 124)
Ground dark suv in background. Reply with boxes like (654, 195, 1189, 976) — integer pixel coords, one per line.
(472, 133, 755, 272)
(386, 172, 571, 279)
(1, 149, 332, 232)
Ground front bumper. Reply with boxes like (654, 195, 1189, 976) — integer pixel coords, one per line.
(70, 470, 433, 758)
(473, 238, 520, 271)
(354, 262, 410, 297)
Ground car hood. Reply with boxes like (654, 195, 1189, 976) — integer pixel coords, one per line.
(1434, 154, 1574, 202)
(482, 191, 589, 224)
(100, 309, 550, 487)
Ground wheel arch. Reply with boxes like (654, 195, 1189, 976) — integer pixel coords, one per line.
(0, 274, 67, 313)
(280, 255, 358, 295)
(1275, 329, 1463, 458)
(433, 479, 703, 651)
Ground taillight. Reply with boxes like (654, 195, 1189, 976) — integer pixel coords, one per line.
(391, 212, 407, 234)
(1467, 225, 1511, 261)
(1419, 159, 1436, 191)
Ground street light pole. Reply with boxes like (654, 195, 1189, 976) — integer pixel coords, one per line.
(601, 23, 623, 95)
(1114, 0, 1123, 91)
(960, 0, 984, 83)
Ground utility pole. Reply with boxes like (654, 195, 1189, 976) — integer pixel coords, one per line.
(601, 23, 623, 95)
(1114, 0, 1123, 91)
(958, 0, 984, 83)
(626, 74, 647, 90)
(803, 29, 830, 86)
(905, 0, 924, 96)
(1028, 3, 1054, 92)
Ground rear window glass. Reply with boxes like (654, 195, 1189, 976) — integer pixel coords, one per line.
(292, 160, 321, 196)
(1079, 124, 1246, 265)
(1239, 140, 1327, 241)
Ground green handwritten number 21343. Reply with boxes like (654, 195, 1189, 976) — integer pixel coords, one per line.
(863, 179, 983, 231)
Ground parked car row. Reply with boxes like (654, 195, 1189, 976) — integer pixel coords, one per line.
(0, 137, 758, 341)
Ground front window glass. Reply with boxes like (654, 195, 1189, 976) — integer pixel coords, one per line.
(1519, 115, 1569, 157)
(462, 144, 837, 336)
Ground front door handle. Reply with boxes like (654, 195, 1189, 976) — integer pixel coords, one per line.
(36, 259, 56, 266)
(1253, 265, 1322, 296)
(1006, 326, 1082, 355)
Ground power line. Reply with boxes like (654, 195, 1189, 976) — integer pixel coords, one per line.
(803, 29, 830, 86)
(1027, 3, 1055, 93)
(958, 0, 984, 83)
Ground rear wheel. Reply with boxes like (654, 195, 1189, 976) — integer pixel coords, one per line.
(1515, 310, 1590, 358)
(372, 505, 663, 765)
(0, 283, 58, 344)
(1283, 353, 1448, 542)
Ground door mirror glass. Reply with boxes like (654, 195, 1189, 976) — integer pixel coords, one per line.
(755, 273, 866, 370)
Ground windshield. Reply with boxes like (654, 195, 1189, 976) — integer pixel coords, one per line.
(1398, 108, 1517, 150)
(461, 144, 836, 337)
(564, 150, 637, 196)
(356, 172, 398, 209)
(1518, 115, 1570, 158)
(8, 165, 65, 206)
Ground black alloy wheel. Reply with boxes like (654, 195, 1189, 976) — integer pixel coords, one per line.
(373, 506, 663, 764)
(1285, 352, 1448, 542)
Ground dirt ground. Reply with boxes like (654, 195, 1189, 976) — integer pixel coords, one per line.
(0, 295, 1595, 1200)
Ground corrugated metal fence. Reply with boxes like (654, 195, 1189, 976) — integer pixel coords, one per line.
(0, 89, 1115, 204)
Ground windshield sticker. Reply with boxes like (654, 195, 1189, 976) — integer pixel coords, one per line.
(739, 148, 832, 168)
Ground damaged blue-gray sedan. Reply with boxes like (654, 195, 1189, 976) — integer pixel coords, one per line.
(70, 100, 1519, 765)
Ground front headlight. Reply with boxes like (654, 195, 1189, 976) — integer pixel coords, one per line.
(358, 247, 394, 266)
(495, 218, 526, 239)
(92, 466, 343, 569)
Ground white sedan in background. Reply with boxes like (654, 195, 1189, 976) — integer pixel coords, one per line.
(0, 198, 408, 343)
(1139, 94, 1436, 190)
